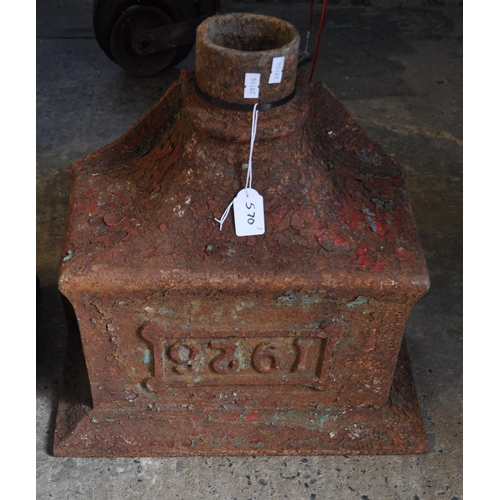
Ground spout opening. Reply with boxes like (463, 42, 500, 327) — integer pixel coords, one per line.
(202, 13, 298, 53)
(196, 13, 300, 105)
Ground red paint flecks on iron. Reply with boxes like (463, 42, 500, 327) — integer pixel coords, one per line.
(55, 13, 429, 458)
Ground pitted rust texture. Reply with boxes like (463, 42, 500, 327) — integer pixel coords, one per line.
(185, 71, 309, 142)
(55, 13, 428, 457)
(195, 13, 299, 104)
(60, 72, 427, 297)
(55, 324, 426, 457)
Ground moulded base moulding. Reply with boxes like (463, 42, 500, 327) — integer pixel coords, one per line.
(53, 325, 427, 458)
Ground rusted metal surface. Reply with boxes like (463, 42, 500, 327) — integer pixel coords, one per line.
(109, 5, 178, 76)
(131, 14, 208, 56)
(55, 13, 429, 457)
(98, 0, 220, 76)
(195, 13, 299, 105)
(54, 319, 427, 457)
(129, 0, 221, 56)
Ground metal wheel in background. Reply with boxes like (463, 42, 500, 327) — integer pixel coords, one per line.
(92, 0, 198, 76)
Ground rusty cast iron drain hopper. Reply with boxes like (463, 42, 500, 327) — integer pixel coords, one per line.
(54, 13, 429, 457)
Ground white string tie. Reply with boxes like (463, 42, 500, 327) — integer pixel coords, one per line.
(245, 103, 259, 195)
(215, 103, 259, 230)
(214, 199, 234, 230)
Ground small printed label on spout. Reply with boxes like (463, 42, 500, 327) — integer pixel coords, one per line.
(244, 73, 261, 98)
(269, 56, 285, 84)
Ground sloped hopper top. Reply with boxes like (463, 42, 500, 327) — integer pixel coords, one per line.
(195, 13, 300, 105)
(59, 13, 429, 299)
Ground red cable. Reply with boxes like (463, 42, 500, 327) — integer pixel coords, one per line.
(308, 0, 328, 82)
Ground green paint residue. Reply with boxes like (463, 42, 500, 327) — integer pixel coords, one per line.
(136, 383, 154, 397)
(277, 291, 329, 308)
(347, 296, 368, 308)
(159, 307, 177, 316)
(319, 414, 329, 425)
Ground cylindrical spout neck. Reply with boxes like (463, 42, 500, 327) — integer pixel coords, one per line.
(195, 13, 300, 107)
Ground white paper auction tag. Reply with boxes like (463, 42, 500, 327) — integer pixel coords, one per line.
(269, 56, 285, 84)
(233, 188, 265, 236)
(244, 73, 261, 98)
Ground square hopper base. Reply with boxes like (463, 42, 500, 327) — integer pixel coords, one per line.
(52, 323, 427, 457)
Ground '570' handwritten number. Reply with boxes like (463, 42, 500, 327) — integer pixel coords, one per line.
(246, 202, 255, 225)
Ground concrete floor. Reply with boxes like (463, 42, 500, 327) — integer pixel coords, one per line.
(36, 0, 462, 498)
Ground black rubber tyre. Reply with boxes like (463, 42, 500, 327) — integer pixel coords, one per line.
(93, 0, 197, 71)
